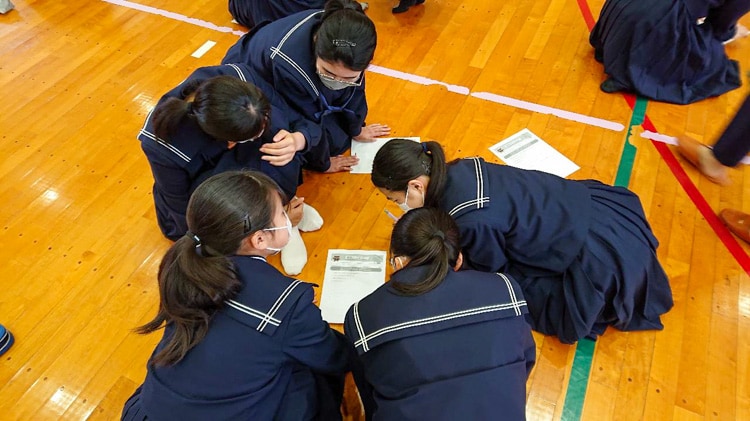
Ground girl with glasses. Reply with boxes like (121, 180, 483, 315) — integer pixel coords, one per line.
(370, 139, 674, 344)
(222, 0, 390, 173)
(122, 170, 354, 420)
(344, 207, 535, 420)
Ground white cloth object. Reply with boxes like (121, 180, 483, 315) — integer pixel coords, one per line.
(297, 203, 324, 232)
(281, 226, 307, 276)
(0, 0, 14, 13)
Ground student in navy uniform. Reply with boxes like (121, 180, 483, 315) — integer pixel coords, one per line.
(0, 324, 13, 356)
(122, 170, 353, 421)
(139, 64, 318, 241)
(589, 0, 750, 104)
(228, 0, 326, 28)
(344, 207, 535, 420)
(370, 139, 674, 344)
(222, 0, 390, 173)
(677, 92, 750, 242)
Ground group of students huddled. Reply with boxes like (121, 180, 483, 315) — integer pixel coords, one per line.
(123, 0, 749, 419)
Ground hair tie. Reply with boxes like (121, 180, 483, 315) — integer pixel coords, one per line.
(333, 39, 356, 47)
(434, 231, 445, 240)
(186, 230, 204, 256)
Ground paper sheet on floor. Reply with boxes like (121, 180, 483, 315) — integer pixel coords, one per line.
(350, 137, 420, 174)
(319, 249, 387, 323)
(489, 128, 579, 178)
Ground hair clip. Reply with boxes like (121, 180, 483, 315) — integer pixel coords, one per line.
(186, 230, 204, 256)
(333, 39, 356, 47)
(243, 213, 252, 234)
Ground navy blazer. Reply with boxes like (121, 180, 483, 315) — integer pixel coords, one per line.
(129, 255, 352, 420)
(139, 64, 305, 240)
(345, 267, 535, 420)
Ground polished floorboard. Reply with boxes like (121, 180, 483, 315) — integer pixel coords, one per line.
(1, 0, 749, 419)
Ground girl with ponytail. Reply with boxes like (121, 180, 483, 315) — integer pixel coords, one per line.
(141, 65, 326, 276)
(123, 170, 353, 420)
(344, 207, 535, 420)
(222, 0, 391, 173)
(370, 138, 674, 345)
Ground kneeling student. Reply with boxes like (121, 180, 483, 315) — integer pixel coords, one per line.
(345, 207, 535, 420)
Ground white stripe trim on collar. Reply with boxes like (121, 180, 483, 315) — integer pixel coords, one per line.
(139, 109, 191, 163)
(448, 157, 488, 215)
(270, 11, 322, 60)
(497, 273, 522, 316)
(269, 47, 320, 97)
(226, 63, 247, 82)
(353, 300, 527, 349)
(226, 300, 281, 327)
(448, 197, 489, 216)
(257, 280, 302, 332)
(352, 301, 369, 352)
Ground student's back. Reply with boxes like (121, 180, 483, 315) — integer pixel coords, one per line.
(123, 171, 351, 420)
(345, 267, 534, 420)
(344, 208, 535, 420)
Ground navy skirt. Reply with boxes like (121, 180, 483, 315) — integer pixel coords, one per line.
(589, 0, 742, 104)
(121, 386, 147, 421)
(510, 181, 674, 344)
(228, 0, 325, 28)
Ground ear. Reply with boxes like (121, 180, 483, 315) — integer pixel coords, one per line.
(453, 252, 464, 271)
(236, 233, 264, 255)
(410, 175, 430, 194)
(409, 178, 425, 193)
(249, 231, 267, 250)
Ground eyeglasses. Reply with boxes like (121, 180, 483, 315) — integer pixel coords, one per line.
(316, 70, 363, 87)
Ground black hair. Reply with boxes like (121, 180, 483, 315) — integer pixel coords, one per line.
(371, 139, 448, 207)
(137, 170, 284, 366)
(314, 0, 376, 71)
(389, 207, 461, 295)
(152, 75, 270, 143)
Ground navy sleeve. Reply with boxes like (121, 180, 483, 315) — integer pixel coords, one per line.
(271, 68, 325, 150)
(458, 219, 510, 272)
(141, 145, 192, 238)
(343, 308, 377, 420)
(283, 287, 352, 375)
(344, 81, 368, 137)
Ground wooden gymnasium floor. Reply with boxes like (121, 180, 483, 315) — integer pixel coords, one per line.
(1, 0, 749, 419)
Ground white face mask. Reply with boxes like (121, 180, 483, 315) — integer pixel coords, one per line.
(263, 212, 292, 253)
(398, 186, 424, 213)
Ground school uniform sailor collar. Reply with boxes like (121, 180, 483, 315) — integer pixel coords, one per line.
(224, 255, 306, 336)
(267, 11, 359, 113)
(269, 11, 324, 97)
(440, 157, 491, 219)
(138, 64, 255, 165)
(349, 266, 527, 354)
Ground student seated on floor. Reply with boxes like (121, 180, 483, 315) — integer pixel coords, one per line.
(222, 0, 391, 173)
(139, 65, 325, 274)
(344, 207, 536, 421)
(371, 139, 674, 344)
(122, 171, 353, 421)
